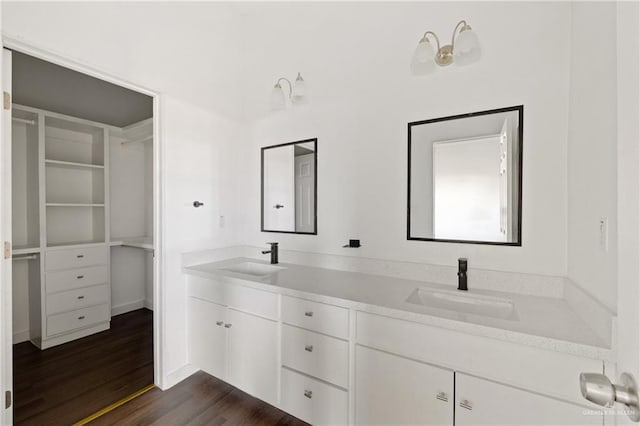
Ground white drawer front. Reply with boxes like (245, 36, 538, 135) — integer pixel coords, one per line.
(281, 367, 348, 425)
(188, 275, 226, 305)
(356, 311, 603, 405)
(46, 284, 109, 315)
(47, 303, 110, 336)
(282, 295, 349, 339)
(282, 325, 349, 388)
(226, 284, 278, 320)
(46, 246, 107, 271)
(46, 266, 108, 293)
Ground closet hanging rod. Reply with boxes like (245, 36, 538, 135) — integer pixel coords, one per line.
(121, 135, 153, 145)
(12, 117, 36, 126)
(12, 254, 37, 261)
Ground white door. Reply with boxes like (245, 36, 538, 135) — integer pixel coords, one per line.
(455, 373, 602, 426)
(355, 345, 453, 425)
(187, 297, 226, 380)
(226, 308, 278, 406)
(263, 145, 295, 231)
(1, 47, 13, 425)
(294, 153, 314, 233)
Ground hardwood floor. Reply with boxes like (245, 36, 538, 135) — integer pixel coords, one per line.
(13, 309, 154, 425)
(91, 371, 309, 426)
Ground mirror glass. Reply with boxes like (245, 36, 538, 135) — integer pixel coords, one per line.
(262, 138, 317, 234)
(408, 106, 523, 245)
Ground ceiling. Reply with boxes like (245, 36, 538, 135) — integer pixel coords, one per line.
(12, 51, 153, 127)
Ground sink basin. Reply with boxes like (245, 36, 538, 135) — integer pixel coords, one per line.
(219, 261, 286, 277)
(406, 288, 517, 320)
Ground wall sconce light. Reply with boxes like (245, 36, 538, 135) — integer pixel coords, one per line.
(271, 72, 307, 110)
(411, 20, 481, 75)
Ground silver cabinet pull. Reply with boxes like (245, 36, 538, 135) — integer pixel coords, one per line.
(304, 345, 314, 352)
(76, 275, 84, 279)
(436, 391, 448, 402)
(224, 323, 232, 328)
(216, 321, 224, 326)
(459, 399, 473, 410)
(78, 316, 85, 320)
(77, 295, 85, 300)
(304, 390, 312, 399)
(304, 311, 313, 317)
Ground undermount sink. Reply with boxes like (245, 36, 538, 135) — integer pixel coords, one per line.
(219, 261, 286, 277)
(406, 287, 517, 320)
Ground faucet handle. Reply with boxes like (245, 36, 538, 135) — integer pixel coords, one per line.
(266, 242, 279, 246)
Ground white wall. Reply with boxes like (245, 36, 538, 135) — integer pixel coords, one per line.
(236, 2, 571, 276)
(567, 2, 618, 311)
(2, 2, 243, 386)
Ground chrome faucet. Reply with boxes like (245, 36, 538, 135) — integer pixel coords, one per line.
(457, 258, 468, 291)
(262, 242, 279, 264)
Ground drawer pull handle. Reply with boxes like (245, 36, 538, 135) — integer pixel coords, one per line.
(215, 321, 224, 326)
(304, 345, 314, 352)
(77, 296, 85, 300)
(77, 255, 84, 258)
(78, 316, 85, 320)
(459, 399, 473, 410)
(436, 391, 448, 402)
(76, 275, 84, 279)
(304, 311, 313, 317)
(224, 323, 232, 328)
(304, 390, 313, 399)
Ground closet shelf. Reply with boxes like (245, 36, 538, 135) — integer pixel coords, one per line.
(44, 159, 105, 170)
(13, 246, 41, 255)
(46, 240, 106, 249)
(110, 236, 153, 250)
(46, 203, 105, 207)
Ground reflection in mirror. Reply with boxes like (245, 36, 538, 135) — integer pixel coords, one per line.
(261, 138, 317, 234)
(408, 106, 523, 245)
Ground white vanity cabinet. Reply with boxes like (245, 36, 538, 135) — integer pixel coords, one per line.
(187, 276, 279, 405)
(355, 345, 453, 425)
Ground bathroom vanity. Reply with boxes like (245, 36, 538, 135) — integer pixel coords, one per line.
(184, 257, 610, 426)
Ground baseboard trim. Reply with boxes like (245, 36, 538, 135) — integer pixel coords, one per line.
(143, 298, 153, 311)
(13, 329, 30, 344)
(112, 300, 146, 316)
(162, 363, 198, 390)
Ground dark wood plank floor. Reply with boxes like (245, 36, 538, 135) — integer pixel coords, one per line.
(92, 371, 309, 426)
(13, 308, 154, 425)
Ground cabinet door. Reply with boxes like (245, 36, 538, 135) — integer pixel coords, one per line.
(226, 308, 278, 405)
(355, 345, 453, 425)
(187, 297, 226, 380)
(455, 373, 603, 426)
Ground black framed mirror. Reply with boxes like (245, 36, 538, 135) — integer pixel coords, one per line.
(408, 106, 523, 245)
(261, 138, 317, 234)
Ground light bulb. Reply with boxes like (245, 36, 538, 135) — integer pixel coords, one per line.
(410, 38, 436, 75)
(292, 72, 306, 103)
(453, 26, 481, 66)
(271, 83, 286, 110)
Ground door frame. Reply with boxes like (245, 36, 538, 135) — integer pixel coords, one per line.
(0, 36, 166, 395)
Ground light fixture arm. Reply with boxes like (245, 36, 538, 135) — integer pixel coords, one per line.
(450, 20, 469, 50)
(421, 30, 441, 51)
(276, 77, 293, 99)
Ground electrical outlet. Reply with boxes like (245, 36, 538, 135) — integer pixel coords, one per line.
(599, 217, 608, 252)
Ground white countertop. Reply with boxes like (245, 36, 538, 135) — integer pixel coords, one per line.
(184, 257, 612, 361)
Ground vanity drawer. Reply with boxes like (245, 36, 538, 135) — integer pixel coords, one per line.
(281, 367, 348, 426)
(46, 284, 109, 315)
(188, 275, 226, 305)
(226, 284, 278, 320)
(282, 295, 349, 339)
(46, 303, 110, 336)
(46, 246, 107, 271)
(46, 266, 108, 293)
(356, 311, 603, 405)
(282, 325, 349, 388)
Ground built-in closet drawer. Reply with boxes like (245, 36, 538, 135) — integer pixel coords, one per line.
(46, 246, 107, 271)
(356, 311, 603, 405)
(282, 295, 349, 339)
(46, 303, 110, 336)
(188, 275, 226, 305)
(280, 367, 348, 426)
(282, 324, 349, 388)
(46, 284, 109, 315)
(46, 266, 108, 293)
